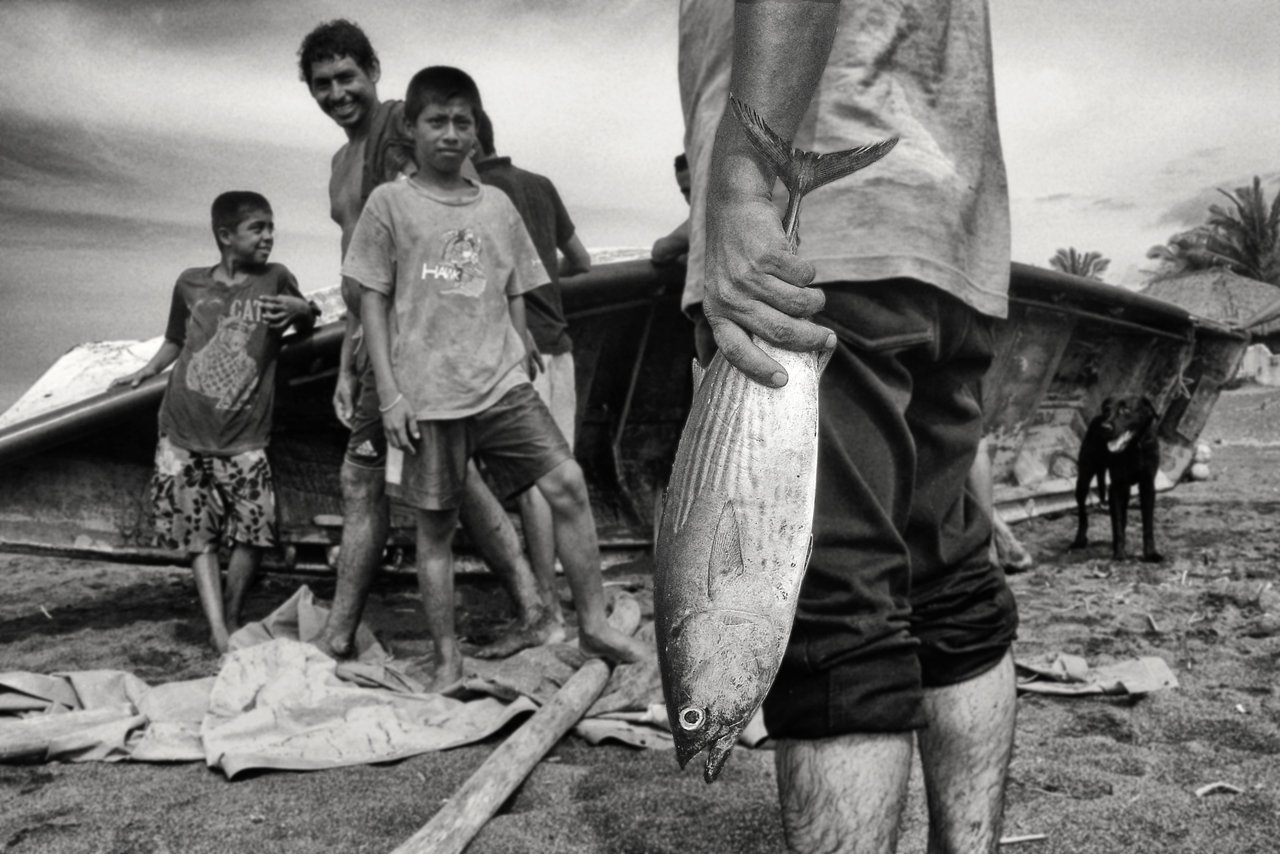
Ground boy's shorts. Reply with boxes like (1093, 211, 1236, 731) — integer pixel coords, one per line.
(531, 351, 577, 450)
(149, 435, 278, 554)
(344, 343, 388, 470)
(387, 383, 572, 512)
(761, 279, 1019, 739)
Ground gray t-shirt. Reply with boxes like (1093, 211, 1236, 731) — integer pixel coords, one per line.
(343, 179, 550, 420)
(679, 0, 1010, 319)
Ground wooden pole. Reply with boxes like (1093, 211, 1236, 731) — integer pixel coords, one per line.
(392, 593, 642, 854)
(391, 657, 612, 854)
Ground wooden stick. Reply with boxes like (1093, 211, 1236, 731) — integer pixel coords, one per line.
(392, 657, 612, 854)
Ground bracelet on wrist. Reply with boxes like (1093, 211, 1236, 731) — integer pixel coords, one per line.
(378, 392, 405, 413)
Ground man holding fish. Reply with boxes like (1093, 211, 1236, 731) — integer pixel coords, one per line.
(675, 0, 1018, 851)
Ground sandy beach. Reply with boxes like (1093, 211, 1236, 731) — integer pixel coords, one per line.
(2, 385, 1279, 853)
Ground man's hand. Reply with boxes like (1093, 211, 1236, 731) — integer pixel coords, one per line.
(332, 372, 355, 428)
(259, 295, 309, 330)
(380, 394, 419, 453)
(702, 193, 833, 387)
(109, 368, 152, 391)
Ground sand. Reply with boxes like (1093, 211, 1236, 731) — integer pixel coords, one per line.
(2, 386, 1280, 853)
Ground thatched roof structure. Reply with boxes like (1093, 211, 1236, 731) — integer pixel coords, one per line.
(1141, 268, 1280, 334)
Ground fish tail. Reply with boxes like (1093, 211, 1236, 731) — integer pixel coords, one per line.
(731, 95, 799, 194)
(811, 137, 899, 192)
(730, 93, 898, 200)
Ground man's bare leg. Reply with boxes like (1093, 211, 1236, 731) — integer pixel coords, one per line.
(774, 732, 914, 854)
(459, 466, 564, 659)
(415, 508, 465, 692)
(534, 459, 650, 663)
(191, 550, 229, 653)
(515, 485, 566, 622)
(222, 543, 262, 637)
(917, 649, 1017, 854)
(317, 462, 390, 658)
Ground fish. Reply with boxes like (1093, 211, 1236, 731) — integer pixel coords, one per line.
(653, 95, 898, 783)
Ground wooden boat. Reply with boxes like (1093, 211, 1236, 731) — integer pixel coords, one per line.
(0, 257, 1249, 569)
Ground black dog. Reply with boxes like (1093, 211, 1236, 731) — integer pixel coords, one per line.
(1069, 395, 1163, 562)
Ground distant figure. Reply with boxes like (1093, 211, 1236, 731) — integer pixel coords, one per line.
(650, 153, 691, 266)
(693, 0, 1019, 850)
(345, 66, 651, 689)
(296, 19, 555, 659)
(471, 108, 594, 656)
(111, 192, 317, 652)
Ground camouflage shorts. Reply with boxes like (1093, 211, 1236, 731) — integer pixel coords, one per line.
(149, 436, 278, 554)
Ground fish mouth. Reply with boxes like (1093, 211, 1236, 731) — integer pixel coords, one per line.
(1107, 430, 1134, 453)
(674, 722, 745, 783)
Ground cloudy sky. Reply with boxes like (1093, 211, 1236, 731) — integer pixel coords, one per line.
(2, 0, 1278, 412)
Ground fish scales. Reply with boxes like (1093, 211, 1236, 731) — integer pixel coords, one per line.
(653, 94, 897, 783)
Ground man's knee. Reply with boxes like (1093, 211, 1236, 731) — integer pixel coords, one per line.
(537, 460, 589, 512)
(340, 460, 386, 504)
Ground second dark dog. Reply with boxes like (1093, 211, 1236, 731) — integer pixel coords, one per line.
(1069, 395, 1163, 562)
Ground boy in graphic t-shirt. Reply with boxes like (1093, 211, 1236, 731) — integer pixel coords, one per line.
(343, 66, 650, 691)
(112, 191, 316, 652)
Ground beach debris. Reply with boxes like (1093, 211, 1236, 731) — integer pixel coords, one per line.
(39, 605, 52, 620)
(1015, 653, 1178, 696)
(1194, 781, 1243, 797)
(653, 95, 896, 783)
(999, 833, 1048, 846)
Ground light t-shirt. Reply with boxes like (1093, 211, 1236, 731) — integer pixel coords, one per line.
(678, 0, 1010, 319)
(343, 178, 550, 420)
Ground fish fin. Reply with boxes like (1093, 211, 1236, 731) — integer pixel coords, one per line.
(815, 345, 834, 375)
(707, 499, 746, 599)
(691, 357, 705, 395)
(730, 95, 797, 191)
(811, 137, 899, 191)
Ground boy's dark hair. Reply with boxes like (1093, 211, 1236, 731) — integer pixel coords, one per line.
(674, 153, 688, 173)
(297, 19, 378, 87)
(211, 191, 272, 246)
(405, 66, 483, 123)
(475, 108, 495, 158)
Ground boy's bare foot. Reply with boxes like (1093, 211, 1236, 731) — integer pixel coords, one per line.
(209, 630, 230, 655)
(579, 624, 652, 665)
(311, 634, 355, 660)
(425, 658, 465, 695)
(471, 615, 568, 660)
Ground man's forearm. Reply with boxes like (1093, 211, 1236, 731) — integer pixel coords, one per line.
(712, 1, 841, 198)
(359, 289, 398, 401)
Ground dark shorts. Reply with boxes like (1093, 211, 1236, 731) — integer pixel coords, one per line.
(149, 436, 278, 554)
(386, 383, 573, 511)
(762, 279, 1018, 738)
(344, 342, 388, 470)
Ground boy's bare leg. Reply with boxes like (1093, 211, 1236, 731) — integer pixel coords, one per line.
(534, 460, 650, 664)
(460, 466, 564, 659)
(415, 507, 465, 692)
(516, 485, 566, 623)
(222, 543, 262, 637)
(191, 550, 230, 653)
(917, 649, 1016, 854)
(775, 731, 914, 854)
(317, 462, 390, 658)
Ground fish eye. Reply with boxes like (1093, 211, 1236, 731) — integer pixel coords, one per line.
(679, 706, 706, 731)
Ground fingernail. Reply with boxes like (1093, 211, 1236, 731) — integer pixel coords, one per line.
(825, 333, 837, 350)
(770, 371, 787, 388)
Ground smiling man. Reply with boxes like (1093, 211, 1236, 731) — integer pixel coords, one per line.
(297, 21, 559, 662)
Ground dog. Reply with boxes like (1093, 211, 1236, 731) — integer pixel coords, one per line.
(1069, 395, 1163, 562)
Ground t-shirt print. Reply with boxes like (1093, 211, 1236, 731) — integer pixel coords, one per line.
(185, 304, 258, 411)
(427, 228, 485, 298)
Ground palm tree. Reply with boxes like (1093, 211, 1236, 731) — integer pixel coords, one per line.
(1145, 229, 1219, 279)
(1198, 176, 1280, 284)
(1049, 247, 1110, 281)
